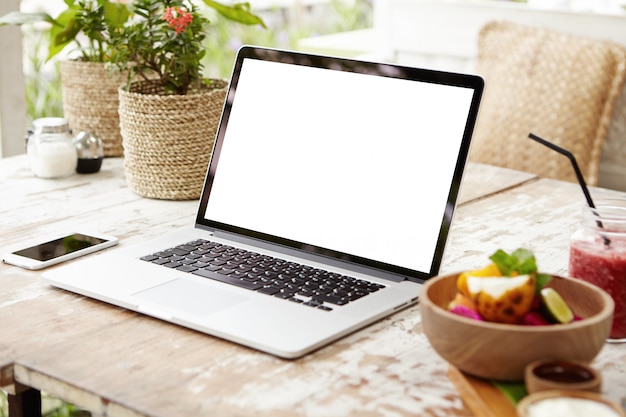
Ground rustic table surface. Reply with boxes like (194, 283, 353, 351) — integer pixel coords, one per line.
(1, 155, 624, 417)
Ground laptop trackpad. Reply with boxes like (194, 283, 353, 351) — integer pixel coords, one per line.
(133, 279, 249, 317)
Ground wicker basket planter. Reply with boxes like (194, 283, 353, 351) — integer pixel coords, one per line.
(118, 79, 228, 200)
(60, 60, 127, 157)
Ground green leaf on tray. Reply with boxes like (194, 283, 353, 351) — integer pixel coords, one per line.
(492, 380, 528, 404)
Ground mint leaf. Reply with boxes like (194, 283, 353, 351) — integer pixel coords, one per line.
(489, 248, 551, 293)
(489, 248, 539, 276)
(535, 273, 553, 293)
(514, 248, 538, 275)
(489, 249, 517, 276)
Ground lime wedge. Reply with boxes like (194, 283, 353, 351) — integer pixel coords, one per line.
(540, 287, 574, 324)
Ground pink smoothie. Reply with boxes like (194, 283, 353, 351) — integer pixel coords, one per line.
(569, 238, 626, 340)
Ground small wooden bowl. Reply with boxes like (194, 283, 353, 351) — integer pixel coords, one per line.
(517, 390, 626, 417)
(525, 359, 602, 394)
(420, 274, 614, 381)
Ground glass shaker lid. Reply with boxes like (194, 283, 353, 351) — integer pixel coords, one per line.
(32, 117, 70, 134)
(74, 131, 104, 159)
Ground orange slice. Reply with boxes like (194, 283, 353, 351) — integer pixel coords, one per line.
(457, 263, 501, 297)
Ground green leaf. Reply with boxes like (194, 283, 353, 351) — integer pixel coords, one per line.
(46, 33, 71, 61)
(0, 11, 55, 26)
(489, 248, 539, 277)
(492, 380, 528, 404)
(202, 0, 267, 28)
(44, 8, 81, 61)
(512, 248, 538, 275)
(489, 248, 552, 292)
(489, 249, 517, 276)
(53, 17, 81, 46)
(103, 1, 131, 27)
(54, 7, 78, 27)
(535, 273, 553, 292)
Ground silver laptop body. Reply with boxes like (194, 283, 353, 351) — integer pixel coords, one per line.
(44, 46, 484, 358)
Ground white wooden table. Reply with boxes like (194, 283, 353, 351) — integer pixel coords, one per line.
(1, 155, 624, 417)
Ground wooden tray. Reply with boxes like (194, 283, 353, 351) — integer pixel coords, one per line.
(448, 366, 520, 417)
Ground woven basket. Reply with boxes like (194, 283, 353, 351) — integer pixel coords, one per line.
(470, 21, 626, 185)
(60, 60, 127, 157)
(118, 79, 227, 200)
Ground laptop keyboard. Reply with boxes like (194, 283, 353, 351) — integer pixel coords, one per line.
(140, 239, 385, 312)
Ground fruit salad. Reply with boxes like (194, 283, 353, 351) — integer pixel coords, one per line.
(448, 248, 577, 325)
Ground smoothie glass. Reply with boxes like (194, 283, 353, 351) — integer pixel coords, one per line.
(569, 199, 626, 342)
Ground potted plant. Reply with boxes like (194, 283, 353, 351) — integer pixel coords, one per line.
(112, 0, 264, 200)
(1, 0, 264, 159)
(1, 0, 132, 156)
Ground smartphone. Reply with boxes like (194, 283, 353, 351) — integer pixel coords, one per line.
(2, 232, 118, 270)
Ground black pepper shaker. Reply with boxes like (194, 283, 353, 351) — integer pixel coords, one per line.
(74, 131, 104, 174)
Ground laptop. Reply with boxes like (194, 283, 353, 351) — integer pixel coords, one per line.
(43, 46, 484, 358)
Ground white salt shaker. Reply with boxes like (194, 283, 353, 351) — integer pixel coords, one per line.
(27, 117, 77, 178)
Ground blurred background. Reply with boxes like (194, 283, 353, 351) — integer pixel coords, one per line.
(2, 0, 626, 159)
(15, 0, 373, 123)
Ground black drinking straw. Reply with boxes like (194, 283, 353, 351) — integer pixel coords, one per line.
(528, 133, 610, 246)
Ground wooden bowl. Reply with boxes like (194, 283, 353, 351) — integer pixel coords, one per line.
(420, 274, 614, 381)
(517, 390, 626, 417)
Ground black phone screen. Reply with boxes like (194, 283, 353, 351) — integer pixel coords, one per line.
(13, 233, 108, 261)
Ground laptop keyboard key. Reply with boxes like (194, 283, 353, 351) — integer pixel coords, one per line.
(313, 294, 348, 306)
(205, 265, 222, 272)
(176, 264, 199, 273)
(168, 248, 190, 256)
(258, 286, 280, 295)
(152, 258, 173, 265)
(274, 292, 294, 299)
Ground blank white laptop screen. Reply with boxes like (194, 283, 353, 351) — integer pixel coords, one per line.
(201, 51, 480, 280)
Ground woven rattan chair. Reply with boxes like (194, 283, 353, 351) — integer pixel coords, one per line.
(469, 21, 626, 185)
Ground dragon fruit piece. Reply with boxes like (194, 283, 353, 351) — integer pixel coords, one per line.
(522, 311, 551, 326)
(449, 305, 483, 321)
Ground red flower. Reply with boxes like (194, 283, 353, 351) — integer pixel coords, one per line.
(163, 7, 193, 34)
